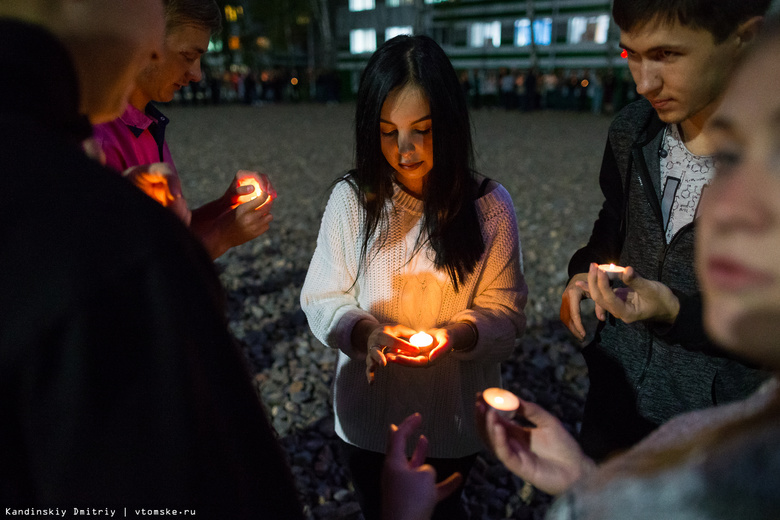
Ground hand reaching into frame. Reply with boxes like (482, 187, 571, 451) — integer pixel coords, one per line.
(381, 413, 463, 520)
(475, 395, 596, 496)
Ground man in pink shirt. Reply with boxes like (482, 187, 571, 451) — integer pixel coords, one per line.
(94, 0, 274, 259)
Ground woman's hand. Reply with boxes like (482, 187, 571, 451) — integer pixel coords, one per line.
(386, 327, 451, 367)
(387, 321, 476, 367)
(475, 396, 596, 496)
(364, 322, 477, 380)
(364, 323, 418, 384)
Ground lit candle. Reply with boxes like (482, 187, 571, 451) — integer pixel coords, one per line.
(233, 175, 265, 207)
(409, 331, 434, 352)
(482, 387, 520, 419)
(598, 263, 626, 281)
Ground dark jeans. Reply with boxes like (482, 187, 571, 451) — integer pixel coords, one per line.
(340, 441, 476, 520)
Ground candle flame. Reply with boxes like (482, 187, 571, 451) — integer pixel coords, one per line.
(409, 332, 434, 349)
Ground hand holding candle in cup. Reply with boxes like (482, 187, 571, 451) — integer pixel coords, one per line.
(385, 326, 468, 368)
(364, 323, 419, 384)
(474, 391, 594, 496)
(193, 170, 277, 260)
(231, 171, 273, 209)
(576, 262, 681, 326)
(384, 330, 439, 366)
(364, 324, 457, 383)
(123, 162, 191, 226)
(481, 388, 520, 419)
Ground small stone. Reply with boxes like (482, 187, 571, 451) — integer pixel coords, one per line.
(333, 488, 351, 502)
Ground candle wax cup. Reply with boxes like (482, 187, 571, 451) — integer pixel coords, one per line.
(482, 387, 520, 419)
(409, 332, 434, 352)
(598, 263, 626, 281)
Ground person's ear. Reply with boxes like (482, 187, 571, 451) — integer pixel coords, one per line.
(735, 16, 763, 49)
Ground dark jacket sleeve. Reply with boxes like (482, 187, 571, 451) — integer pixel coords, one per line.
(652, 290, 708, 347)
(654, 291, 759, 362)
(4, 206, 304, 518)
(568, 138, 626, 278)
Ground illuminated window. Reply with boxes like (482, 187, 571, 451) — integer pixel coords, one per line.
(256, 36, 271, 50)
(386, 26, 413, 40)
(469, 21, 501, 48)
(568, 15, 610, 44)
(350, 28, 377, 54)
(386, 0, 414, 5)
(424, 0, 448, 3)
(349, 0, 375, 11)
(224, 5, 237, 22)
(514, 18, 552, 46)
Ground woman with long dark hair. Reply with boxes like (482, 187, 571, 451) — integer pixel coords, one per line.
(301, 35, 527, 519)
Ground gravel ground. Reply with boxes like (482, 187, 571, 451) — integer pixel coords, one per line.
(166, 102, 612, 519)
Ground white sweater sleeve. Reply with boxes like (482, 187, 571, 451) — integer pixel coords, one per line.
(300, 182, 378, 359)
(451, 187, 528, 363)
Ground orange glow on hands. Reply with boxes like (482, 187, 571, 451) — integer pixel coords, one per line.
(133, 172, 175, 207)
(233, 175, 265, 208)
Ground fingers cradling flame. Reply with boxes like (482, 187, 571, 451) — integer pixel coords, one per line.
(232, 174, 268, 209)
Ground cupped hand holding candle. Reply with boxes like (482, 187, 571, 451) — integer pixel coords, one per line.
(482, 387, 520, 419)
(232, 173, 268, 208)
(230, 170, 276, 209)
(598, 263, 626, 281)
(364, 323, 418, 384)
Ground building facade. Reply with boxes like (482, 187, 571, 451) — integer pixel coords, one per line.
(335, 0, 630, 105)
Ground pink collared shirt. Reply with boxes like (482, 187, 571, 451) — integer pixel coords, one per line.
(93, 103, 177, 176)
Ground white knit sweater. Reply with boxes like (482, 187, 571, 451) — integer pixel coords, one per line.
(301, 179, 527, 457)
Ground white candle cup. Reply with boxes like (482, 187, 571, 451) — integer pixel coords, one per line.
(482, 387, 520, 419)
(409, 331, 434, 352)
(598, 263, 626, 281)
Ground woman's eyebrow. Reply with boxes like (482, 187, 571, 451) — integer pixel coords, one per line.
(379, 115, 432, 125)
